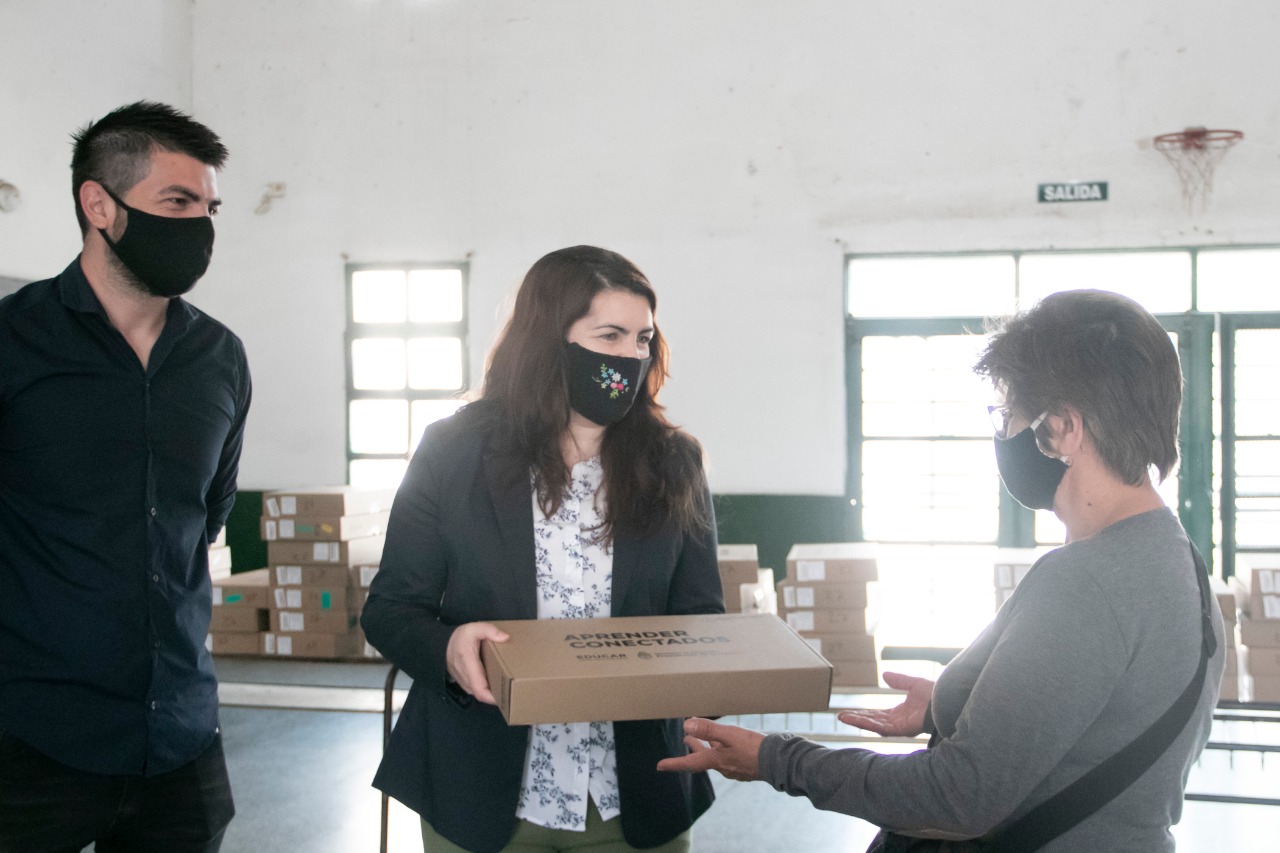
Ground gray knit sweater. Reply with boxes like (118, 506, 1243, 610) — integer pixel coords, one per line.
(759, 508, 1224, 852)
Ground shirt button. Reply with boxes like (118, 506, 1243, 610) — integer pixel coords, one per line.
(150, 507, 157, 517)
(152, 574, 160, 583)
(153, 640, 161, 649)
(150, 700, 157, 710)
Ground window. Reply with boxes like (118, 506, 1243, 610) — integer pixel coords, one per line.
(846, 247, 1280, 644)
(345, 263, 469, 488)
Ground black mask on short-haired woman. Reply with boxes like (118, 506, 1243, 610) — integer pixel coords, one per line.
(993, 424, 1068, 511)
(564, 342, 651, 426)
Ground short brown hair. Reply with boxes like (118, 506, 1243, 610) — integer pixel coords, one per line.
(973, 290, 1181, 484)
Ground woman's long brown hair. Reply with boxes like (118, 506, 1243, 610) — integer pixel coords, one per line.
(480, 245, 710, 541)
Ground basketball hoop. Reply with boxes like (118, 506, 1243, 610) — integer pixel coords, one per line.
(1153, 127, 1243, 212)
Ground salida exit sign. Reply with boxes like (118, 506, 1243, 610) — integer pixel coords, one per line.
(1038, 181, 1108, 202)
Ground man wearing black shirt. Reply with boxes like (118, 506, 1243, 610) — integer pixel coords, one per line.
(0, 101, 250, 851)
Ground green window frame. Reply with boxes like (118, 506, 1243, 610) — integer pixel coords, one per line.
(845, 247, 1280, 578)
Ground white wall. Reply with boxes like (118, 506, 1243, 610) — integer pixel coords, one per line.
(5, 1, 1279, 493)
(0, 0, 193, 275)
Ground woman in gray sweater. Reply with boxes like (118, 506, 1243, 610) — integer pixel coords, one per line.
(659, 290, 1225, 852)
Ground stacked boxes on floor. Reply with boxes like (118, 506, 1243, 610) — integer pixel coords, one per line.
(781, 544, 880, 688)
(208, 526, 233, 580)
(208, 568, 269, 655)
(354, 563, 382, 660)
(1212, 576, 1240, 701)
(259, 486, 393, 660)
(1237, 559, 1280, 702)
(716, 545, 777, 615)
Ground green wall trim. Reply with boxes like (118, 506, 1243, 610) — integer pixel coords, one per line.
(225, 491, 856, 582)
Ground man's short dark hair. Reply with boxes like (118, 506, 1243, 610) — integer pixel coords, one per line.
(70, 101, 228, 235)
(974, 289, 1182, 485)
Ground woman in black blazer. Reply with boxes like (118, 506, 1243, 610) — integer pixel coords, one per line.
(362, 246, 724, 853)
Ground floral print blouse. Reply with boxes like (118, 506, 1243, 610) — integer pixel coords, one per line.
(515, 456, 621, 831)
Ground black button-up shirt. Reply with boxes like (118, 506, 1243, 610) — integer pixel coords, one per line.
(0, 257, 251, 776)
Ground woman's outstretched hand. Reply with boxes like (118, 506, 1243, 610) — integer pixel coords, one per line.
(836, 671, 935, 737)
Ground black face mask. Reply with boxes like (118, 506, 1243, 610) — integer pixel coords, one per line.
(98, 185, 215, 298)
(994, 425, 1068, 510)
(564, 342, 651, 426)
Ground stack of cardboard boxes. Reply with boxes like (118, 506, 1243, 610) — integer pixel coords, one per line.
(1212, 576, 1240, 701)
(208, 568, 269, 656)
(258, 486, 393, 660)
(1236, 559, 1280, 703)
(716, 545, 776, 615)
(780, 543, 880, 688)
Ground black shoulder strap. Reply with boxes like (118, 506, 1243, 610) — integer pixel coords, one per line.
(983, 542, 1216, 853)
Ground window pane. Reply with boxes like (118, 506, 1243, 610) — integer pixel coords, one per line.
(410, 399, 466, 452)
(408, 269, 464, 322)
(1197, 250, 1280, 312)
(352, 338, 407, 390)
(1034, 509, 1066, 545)
(848, 256, 1015, 318)
(1236, 440, 1280, 549)
(862, 336, 992, 437)
(871, 544, 1000, 648)
(408, 337, 464, 390)
(862, 439, 998, 542)
(352, 269, 407, 323)
(349, 399, 409, 454)
(349, 458, 409, 490)
(1234, 330, 1280, 437)
(1018, 252, 1191, 313)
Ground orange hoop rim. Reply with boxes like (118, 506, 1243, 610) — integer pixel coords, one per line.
(1153, 127, 1244, 151)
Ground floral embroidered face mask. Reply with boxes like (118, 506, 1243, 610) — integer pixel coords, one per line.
(564, 341, 651, 426)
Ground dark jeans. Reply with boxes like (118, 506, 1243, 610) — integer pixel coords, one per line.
(0, 728, 235, 853)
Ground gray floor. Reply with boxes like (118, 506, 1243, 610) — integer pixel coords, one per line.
(212, 660, 1280, 853)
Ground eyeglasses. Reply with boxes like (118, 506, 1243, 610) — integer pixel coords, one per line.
(988, 405, 1049, 439)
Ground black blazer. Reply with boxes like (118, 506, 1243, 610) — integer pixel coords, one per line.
(362, 402, 723, 853)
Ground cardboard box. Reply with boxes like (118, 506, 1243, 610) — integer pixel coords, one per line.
(209, 606, 269, 633)
(263, 486, 396, 519)
(267, 536, 385, 566)
(992, 548, 1041, 590)
(269, 564, 357, 589)
(212, 527, 227, 548)
(261, 630, 362, 659)
(723, 569, 775, 613)
(1210, 576, 1238, 624)
(1219, 671, 1239, 702)
(260, 511, 390, 542)
(208, 545, 233, 579)
(271, 585, 352, 611)
(269, 608, 358, 634)
(1244, 567, 1280, 621)
(212, 568, 270, 609)
(784, 607, 878, 635)
(736, 581, 777, 615)
(778, 580, 877, 611)
(1241, 645, 1280, 677)
(717, 544, 759, 568)
(802, 633, 878, 662)
(1240, 618, 1280, 647)
(786, 544, 878, 584)
(206, 631, 261, 656)
(480, 614, 832, 725)
(1248, 674, 1280, 703)
(830, 659, 880, 688)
